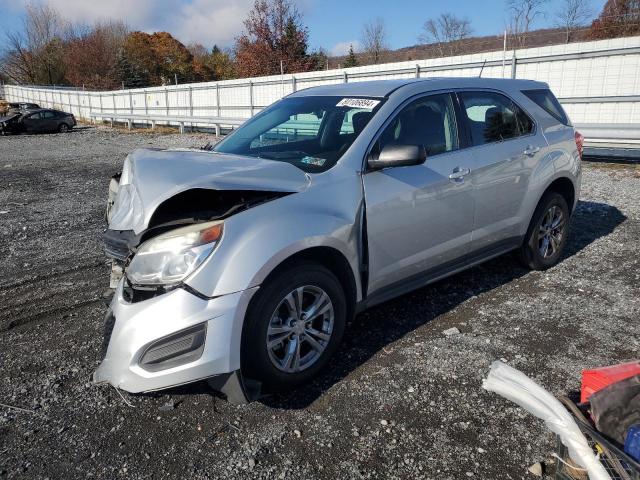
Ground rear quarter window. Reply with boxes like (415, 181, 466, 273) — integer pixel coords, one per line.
(522, 89, 571, 126)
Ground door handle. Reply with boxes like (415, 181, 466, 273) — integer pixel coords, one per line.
(449, 167, 470, 181)
(523, 145, 540, 157)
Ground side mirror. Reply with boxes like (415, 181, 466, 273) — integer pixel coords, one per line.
(367, 144, 427, 170)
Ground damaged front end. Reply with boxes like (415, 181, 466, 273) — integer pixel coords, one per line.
(95, 148, 309, 403)
(0, 113, 23, 135)
(103, 187, 289, 290)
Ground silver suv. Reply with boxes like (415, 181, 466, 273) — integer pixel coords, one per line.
(94, 78, 582, 403)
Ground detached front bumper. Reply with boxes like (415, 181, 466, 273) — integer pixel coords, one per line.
(93, 280, 259, 403)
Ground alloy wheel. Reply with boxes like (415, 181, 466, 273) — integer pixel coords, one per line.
(537, 205, 565, 258)
(266, 285, 334, 373)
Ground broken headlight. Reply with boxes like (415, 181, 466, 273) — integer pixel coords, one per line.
(126, 221, 223, 286)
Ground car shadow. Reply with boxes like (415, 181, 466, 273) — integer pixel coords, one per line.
(134, 200, 625, 408)
(258, 200, 626, 409)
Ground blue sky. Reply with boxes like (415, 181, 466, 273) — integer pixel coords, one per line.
(0, 0, 607, 55)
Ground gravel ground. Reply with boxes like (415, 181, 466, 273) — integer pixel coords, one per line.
(1, 126, 638, 480)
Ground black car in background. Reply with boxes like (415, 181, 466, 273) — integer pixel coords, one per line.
(0, 108, 76, 135)
(8, 102, 41, 113)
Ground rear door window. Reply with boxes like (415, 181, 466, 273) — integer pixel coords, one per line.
(459, 91, 533, 147)
(43, 111, 57, 119)
(522, 89, 570, 126)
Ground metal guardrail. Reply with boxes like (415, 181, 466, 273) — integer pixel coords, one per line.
(88, 112, 640, 148)
(89, 112, 246, 135)
(574, 123, 640, 144)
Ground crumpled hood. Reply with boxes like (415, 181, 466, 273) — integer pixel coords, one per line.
(108, 148, 311, 234)
(0, 113, 20, 123)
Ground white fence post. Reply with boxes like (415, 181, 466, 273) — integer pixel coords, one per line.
(216, 83, 221, 117)
(249, 80, 254, 116)
(511, 50, 517, 79)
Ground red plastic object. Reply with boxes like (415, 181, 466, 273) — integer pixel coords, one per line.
(581, 361, 640, 403)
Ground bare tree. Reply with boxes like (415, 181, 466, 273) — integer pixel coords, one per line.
(507, 0, 549, 48)
(2, 3, 67, 84)
(419, 13, 472, 57)
(556, 0, 593, 42)
(361, 17, 388, 64)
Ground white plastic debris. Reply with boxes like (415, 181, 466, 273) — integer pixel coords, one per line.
(482, 361, 611, 480)
(442, 327, 460, 336)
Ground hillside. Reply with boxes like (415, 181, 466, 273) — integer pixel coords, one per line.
(330, 27, 592, 67)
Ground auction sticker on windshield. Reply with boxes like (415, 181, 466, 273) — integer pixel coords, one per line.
(336, 98, 380, 110)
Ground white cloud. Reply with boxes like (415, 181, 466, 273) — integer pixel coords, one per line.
(170, 0, 254, 47)
(43, 0, 160, 26)
(37, 0, 254, 47)
(330, 40, 360, 56)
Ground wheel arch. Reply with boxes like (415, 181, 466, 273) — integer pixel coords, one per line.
(252, 246, 358, 324)
(543, 176, 576, 212)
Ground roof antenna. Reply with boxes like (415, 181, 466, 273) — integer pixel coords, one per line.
(478, 59, 487, 78)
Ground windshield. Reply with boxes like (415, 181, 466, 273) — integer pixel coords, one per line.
(213, 95, 384, 173)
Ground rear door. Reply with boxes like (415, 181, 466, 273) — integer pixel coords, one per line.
(41, 110, 59, 131)
(363, 92, 475, 296)
(456, 90, 545, 251)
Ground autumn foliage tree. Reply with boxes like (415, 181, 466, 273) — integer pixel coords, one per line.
(234, 0, 316, 77)
(590, 0, 640, 39)
(189, 44, 236, 80)
(118, 31, 204, 86)
(64, 21, 128, 89)
(2, 3, 67, 85)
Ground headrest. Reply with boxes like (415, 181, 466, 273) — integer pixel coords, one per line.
(352, 111, 373, 135)
(485, 107, 503, 124)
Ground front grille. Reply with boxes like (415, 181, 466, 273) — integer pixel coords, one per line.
(100, 309, 116, 360)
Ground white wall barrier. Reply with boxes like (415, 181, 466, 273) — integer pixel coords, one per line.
(2, 36, 640, 131)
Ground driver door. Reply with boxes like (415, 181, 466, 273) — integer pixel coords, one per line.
(363, 92, 475, 297)
(21, 112, 42, 133)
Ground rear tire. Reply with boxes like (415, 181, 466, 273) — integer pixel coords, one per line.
(58, 123, 69, 133)
(241, 262, 347, 390)
(518, 191, 570, 270)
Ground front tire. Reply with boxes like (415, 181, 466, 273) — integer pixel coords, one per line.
(58, 123, 69, 133)
(241, 262, 347, 390)
(518, 191, 570, 270)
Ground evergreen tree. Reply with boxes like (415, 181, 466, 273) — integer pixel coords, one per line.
(344, 44, 358, 68)
(116, 48, 146, 88)
(209, 45, 236, 80)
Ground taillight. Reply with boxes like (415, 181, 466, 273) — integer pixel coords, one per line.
(574, 130, 584, 160)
